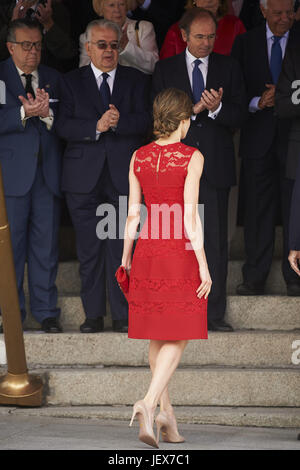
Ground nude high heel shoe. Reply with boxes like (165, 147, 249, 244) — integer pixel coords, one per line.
(155, 410, 185, 443)
(129, 400, 159, 448)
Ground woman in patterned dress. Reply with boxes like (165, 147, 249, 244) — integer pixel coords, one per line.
(121, 88, 212, 448)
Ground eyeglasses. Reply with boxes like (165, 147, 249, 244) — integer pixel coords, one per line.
(11, 41, 43, 51)
(89, 41, 119, 50)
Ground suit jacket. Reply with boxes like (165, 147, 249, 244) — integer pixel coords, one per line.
(0, 1, 77, 72)
(56, 64, 151, 195)
(0, 57, 63, 197)
(289, 156, 300, 249)
(231, 22, 300, 161)
(79, 18, 159, 74)
(275, 42, 300, 179)
(152, 51, 247, 189)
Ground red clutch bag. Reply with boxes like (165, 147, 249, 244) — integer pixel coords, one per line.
(115, 266, 130, 301)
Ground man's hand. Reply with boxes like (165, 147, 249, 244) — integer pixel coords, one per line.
(11, 0, 32, 20)
(288, 250, 300, 276)
(201, 87, 223, 113)
(35, 0, 54, 31)
(19, 89, 49, 118)
(97, 104, 120, 132)
(258, 84, 275, 109)
(35, 88, 50, 118)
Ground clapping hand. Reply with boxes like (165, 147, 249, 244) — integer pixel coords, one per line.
(258, 84, 275, 109)
(11, 0, 33, 20)
(193, 87, 223, 115)
(19, 88, 50, 118)
(35, 0, 54, 31)
(97, 104, 120, 132)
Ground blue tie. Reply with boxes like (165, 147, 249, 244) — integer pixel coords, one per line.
(270, 36, 282, 84)
(192, 59, 205, 104)
(99, 72, 111, 110)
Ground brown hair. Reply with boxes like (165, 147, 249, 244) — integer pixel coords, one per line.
(185, 0, 228, 18)
(153, 88, 193, 139)
(179, 7, 218, 35)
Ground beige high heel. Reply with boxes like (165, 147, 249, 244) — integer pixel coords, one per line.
(129, 400, 159, 448)
(155, 410, 185, 444)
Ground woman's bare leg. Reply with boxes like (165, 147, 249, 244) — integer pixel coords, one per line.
(143, 340, 188, 412)
(148, 340, 174, 413)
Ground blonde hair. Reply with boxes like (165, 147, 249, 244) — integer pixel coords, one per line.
(153, 88, 193, 139)
(93, 0, 129, 16)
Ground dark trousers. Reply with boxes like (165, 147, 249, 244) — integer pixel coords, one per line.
(65, 162, 128, 321)
(200, 178, 230, 322)
(241, 141, 297, 285)
(5, 165, 61, 323)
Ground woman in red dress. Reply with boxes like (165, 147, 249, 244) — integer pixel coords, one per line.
(160, 0, 246, 59)
(121, 88, 212, 448)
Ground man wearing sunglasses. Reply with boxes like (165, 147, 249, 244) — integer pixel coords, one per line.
(56, 19, 150, 334)
(0, 18, 63, 333)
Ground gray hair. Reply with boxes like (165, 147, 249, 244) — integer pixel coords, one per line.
(7, 19, 42, 43)
(85, 19, 122, 43)
(259, 0, 296, 7)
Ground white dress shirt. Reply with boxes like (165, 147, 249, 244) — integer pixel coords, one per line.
(185, 48, 222, 120)
(90, 62, 117, 139)
(249, 23, 289, 112)
(17, 66, 54, 130)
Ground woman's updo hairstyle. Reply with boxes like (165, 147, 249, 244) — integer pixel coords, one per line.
(153, 88, 193, 139)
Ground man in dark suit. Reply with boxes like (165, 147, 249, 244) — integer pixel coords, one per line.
(275, 41, 300, 274)
(152, 8, 247, 332)
(0, 0, 77, 71)
(0, 18, 63, 332)
(56, 18, 150, 333)
(231, 0, 300, 297)
(288, 158, 300, 275)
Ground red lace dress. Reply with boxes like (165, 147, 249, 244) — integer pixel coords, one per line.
(128, 141, 208, 340)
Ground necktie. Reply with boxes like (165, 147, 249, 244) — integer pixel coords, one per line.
(22, 73, 35, 99)
(192, 59, 205, 104)
(99, 72, 111, 110)
(270, 36, 282, 84)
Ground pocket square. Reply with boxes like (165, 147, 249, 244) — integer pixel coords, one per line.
(49, 98, 59, 103)
(115, 266, 130, 301)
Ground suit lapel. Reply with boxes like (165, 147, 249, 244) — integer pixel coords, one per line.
(111, 65, 125, 108)
(175, 52, 193, 100)
(2, 57, 27, 101)
(81, 64, 106, 115)
(256, 24, 272, 82)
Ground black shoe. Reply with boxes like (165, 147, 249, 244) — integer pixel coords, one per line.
(80, 317, 104, 333)
(236, 281, 265, 295)
(41, 317, 62, 333)
(208, 319, 234, 332)
(286, 282, 300, 296)
(112, 320, 128, 333)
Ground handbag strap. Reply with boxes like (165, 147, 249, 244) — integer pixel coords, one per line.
(135, 20, 141, 48)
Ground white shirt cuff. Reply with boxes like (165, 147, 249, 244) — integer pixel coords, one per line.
(40, 108, 54, 130)
(249, 97, 261, 113)
(208, 101, 222, 119)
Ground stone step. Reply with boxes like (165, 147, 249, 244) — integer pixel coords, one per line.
(11, 331, 300, 369)
(1, 405, 299, 429)
(43, 367, 299, 407)
(23, 294, 300, 331)
(23, 259, 289, 296)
